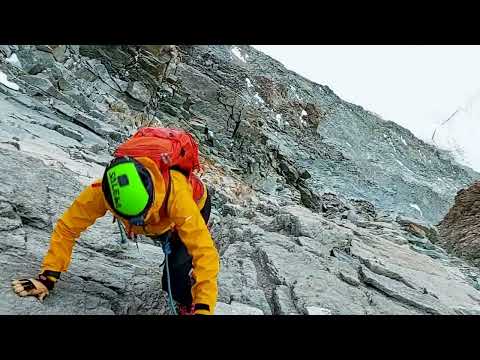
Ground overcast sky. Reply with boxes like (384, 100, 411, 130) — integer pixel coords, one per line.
(253, 45, 480, 172)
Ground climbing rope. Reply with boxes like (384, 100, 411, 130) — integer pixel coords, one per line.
(116, 220, 128, 246)
(160, 234, 178, 315)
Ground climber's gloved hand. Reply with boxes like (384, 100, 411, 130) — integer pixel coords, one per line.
(11, 271, 60, 302)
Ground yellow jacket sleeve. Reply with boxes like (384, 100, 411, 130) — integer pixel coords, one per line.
(41, 182, 107, 273)
(169, 187, 220, 315)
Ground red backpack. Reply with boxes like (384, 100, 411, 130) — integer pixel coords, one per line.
(113, 127, 205, 212)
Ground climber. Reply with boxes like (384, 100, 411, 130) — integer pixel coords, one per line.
(11, 128, 220, 315)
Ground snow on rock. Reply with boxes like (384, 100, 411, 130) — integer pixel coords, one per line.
(290, 84, 301, 100)
(395, 159, 415, 175)
(301, 109, 308, 117)
(253, 93, 265, 104)
(5, 53, 22, 68)
(231, 46, 248, 63)
(306, 306, 332, 315)
(245, 77, 253, 88)
(389, 139, 397, 153)
(401, 136, 408, 146)
(276, 114, 283, 127)
(409, 203, 423, 217)
(0, 70, 20, 91)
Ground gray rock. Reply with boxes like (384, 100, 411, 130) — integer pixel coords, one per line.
(55, 126, 84, 142)
(127, 81, 151, 104)
(215, 301, 264, 315)
(113, 77, 128, 92)
(19, 75, 56, 95)
(407, 236, 435, 250)
(28, 63, 47, 75)
(346, 210, 360, 223)
(0, 45, 12, 58)
(454, 307, 480, 315)
(52, 45, 67, 63)
(36, 45, 54, 53)
(58, 78, 73, 91)
(87, 59, 122, 92)
(221, 203, 242, 217)
(69, 45, 80, 55)
(272, 285, 299, 314)
(52, 100, 76, 118)
(217, 242, 271, 315)
(408, 245, 448, 260)
(337, 270, 361, 287)
(358, 266, 453, 315)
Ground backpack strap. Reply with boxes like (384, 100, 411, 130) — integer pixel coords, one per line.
(160, 168, 171, 218)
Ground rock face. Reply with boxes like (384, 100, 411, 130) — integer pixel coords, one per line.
(1, 44, 480, 315)
(438, 181, 480, 267)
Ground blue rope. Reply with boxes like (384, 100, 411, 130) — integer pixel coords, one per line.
(117, 220, 128, 246)
(161, 236, 178, 316)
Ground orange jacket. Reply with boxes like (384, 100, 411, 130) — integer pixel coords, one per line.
(41, 157, 219, 315)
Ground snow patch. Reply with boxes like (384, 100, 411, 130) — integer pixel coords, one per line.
(389, 139, 397, 153)
(253, 93, 265, 104)
(400, 136, 408, 146)
(6, 53, 22, 68)
(276, 114, 283, 127)
(245, 78, 253, 88)
(0, 70, 20, 91)
(409, 203, 423, 217)
(289, 84, 301, 100)
(395, 159, 414, 174)
(299, 109, 308, 125)
(231, 46, 247, 62)
(306, 307, 332, 315)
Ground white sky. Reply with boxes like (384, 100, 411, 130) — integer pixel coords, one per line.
(253, 45, 480, 172)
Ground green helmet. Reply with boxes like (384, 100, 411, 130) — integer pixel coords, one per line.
(102, 157, 153, 225)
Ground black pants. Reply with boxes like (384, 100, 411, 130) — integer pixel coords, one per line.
(156, 191, 211, 306)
